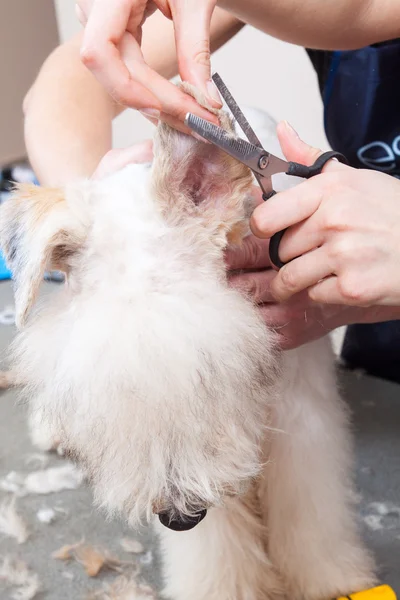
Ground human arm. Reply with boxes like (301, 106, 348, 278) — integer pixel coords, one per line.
(217, 0, 400, 50)
(78, 0, 400, 120)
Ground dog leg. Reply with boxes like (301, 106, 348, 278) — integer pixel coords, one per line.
(261, 338, 376, 600)
(156, 487, 285, 600)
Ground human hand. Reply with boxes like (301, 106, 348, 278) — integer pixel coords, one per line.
(251, 121, 400, 308)
(225, 235, 378, 350)
(91, 139, 153, 179)
(76, 0, 221, 132)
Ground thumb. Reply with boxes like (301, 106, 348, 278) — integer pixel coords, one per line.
(171, 0, 221, 107)
(277, 121, 347, 173)
(277, 121, 323, 166)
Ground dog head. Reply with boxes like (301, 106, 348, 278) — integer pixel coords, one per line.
(0, 96, 279, 527)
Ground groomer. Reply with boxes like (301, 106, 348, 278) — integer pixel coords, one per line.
(24, 0, 400, 379)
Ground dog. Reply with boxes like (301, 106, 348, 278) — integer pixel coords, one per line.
(0, 87, 376, 600)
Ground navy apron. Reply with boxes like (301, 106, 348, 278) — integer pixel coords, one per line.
(306, 41, 400, 384)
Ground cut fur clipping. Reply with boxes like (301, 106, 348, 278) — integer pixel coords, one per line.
(0, 556, 41, 600)
(52, 538, 84, 560)
(119, 539, 144, 555)
(36, 507, 56, 524)
(74, 546, 123, 577)
(0, 498, 29, 543)
(23, 463, 83, 494)
(53, 540, 124, 577)
(87, 575, 156, 600)
(24, 453, 49, 469)
(0, 463, 83, 496)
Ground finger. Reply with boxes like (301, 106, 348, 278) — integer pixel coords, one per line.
(229, 269, 276, 304)
(251, 123, 353, 240)
(278, 214, 325, 263)
(75, 2, 88, 25)
(258, 301, 324, 350)
(270, 248, 333, 301)
(277, 120, 348, 171)
(307, 275, 371, 307)
(140, 108, 211, 137)
(172, 0, 221, 107)
(126, 55, 220, 122)
(158, 112, 199, 136)
(250, 178, 323, 239)
(82, 17, 161, 110)
(139, 108, 214, 139)
(251, 185, 264, 207)
(258, 304, 297, 349)
(307, 276, 344, 304)
(92, 140, 153, 179)
(118, 32, 220, 123)
(225, 236, 272, 270)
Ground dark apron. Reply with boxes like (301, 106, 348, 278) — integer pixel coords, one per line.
(306, 42, 400, 384)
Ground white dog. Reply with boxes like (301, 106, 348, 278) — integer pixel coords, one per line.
(0, 88, 376, 600)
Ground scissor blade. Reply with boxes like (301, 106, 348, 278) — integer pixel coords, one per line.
(211, 73, 269, 193)
(185, 113, 288, 178)
(212, 73, 262, 147)
(185, 113, 265, 172)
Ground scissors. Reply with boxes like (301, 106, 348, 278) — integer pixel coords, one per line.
(184, 72, 348, 269)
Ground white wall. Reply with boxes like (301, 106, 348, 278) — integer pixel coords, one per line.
(53, 1, 328, 150)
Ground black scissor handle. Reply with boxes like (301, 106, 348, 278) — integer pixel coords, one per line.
(287, 150, 348, 179)
(267, 151, 348, 269)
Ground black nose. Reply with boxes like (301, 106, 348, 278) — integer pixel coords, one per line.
(158, 509, 207, 531)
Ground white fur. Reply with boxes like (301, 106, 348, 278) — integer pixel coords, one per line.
(0, 498, 29, 544)
(1, 109, 376, 599)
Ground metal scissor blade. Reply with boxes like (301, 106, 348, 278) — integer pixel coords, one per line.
(184, 113, 289, 178)
(212, 72, 270, 193)
(212, 73, 262, 147)
(185, 113, 264, 171)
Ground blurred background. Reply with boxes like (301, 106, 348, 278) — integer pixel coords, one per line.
(0, 0, 328, 168)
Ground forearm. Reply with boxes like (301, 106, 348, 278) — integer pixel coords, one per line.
(217, 0, 400, 50)
(24, 33, 117, 186)
(24, 9, 242, 186)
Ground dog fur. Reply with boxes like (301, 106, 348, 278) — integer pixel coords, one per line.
(0, 88, 376, 599)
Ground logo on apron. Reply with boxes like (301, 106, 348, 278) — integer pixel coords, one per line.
(318, 42, 400, 177)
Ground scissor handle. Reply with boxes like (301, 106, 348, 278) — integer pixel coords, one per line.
(266, 151, 348, 269)
(287, 150, 348, 179)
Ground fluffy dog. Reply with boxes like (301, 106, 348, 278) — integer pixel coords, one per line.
(0, 89, 375, 599)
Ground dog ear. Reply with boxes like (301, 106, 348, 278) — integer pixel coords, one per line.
(0, 183, 88, 328)
(151, 84, 254, 247)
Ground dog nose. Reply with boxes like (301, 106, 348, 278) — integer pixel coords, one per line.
(158, 509, 207, 531)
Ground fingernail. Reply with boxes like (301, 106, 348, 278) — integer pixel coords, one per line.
(283, 120, 299, 138)
(139, 108, 161, 119)
(206, 79, 222, 106)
